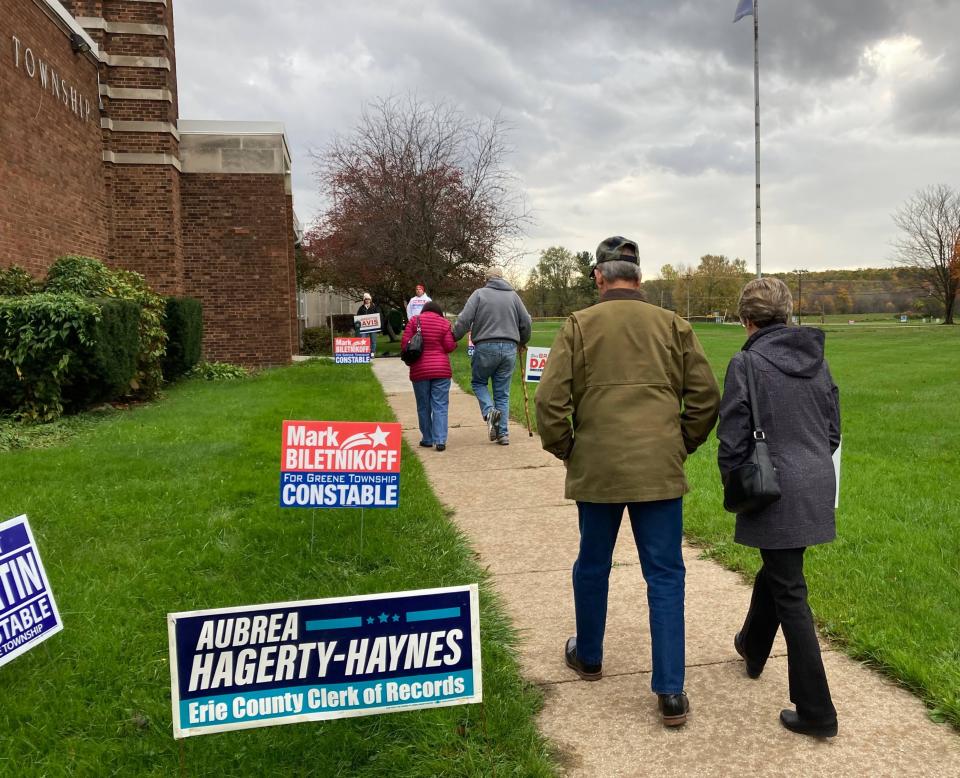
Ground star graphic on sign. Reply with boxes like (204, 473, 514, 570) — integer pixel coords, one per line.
(392, 614, 400, 623)
(369, 426, 390, 447)
(366, 617, 375, 625)
(378, 612, 389, 623)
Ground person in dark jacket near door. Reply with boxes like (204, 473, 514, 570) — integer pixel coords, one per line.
(717, 276, 841, 738)
(402, 302, 457, 451)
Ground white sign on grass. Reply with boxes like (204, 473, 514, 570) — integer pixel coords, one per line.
(524, 347, 550, 383)
(168, 584, 482, 738)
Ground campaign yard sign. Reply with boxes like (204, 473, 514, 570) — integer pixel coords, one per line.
(0, 515, 63, 668)
(280, 421, 401, 509)
(334, 338, 371, 364)
(354, 313, 381, 334)
(524, 347, 551, 383)
(168, 584, 481, 738)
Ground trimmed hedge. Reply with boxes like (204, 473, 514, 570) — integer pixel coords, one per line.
(0, 294, 139, 421)
(331, 313, 355, 334)
(301, 326, 332, 355)
(162, 297, 203, 380)
(63, 298, 141, 410)
(46, 256, 167, 397)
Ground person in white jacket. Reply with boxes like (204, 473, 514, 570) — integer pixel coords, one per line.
(406, 284, 432, 320)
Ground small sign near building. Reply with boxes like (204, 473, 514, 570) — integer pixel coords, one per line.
(334, 338, 371, 364)
(524, 347, 551, 383)
(280, 421, 401, 508)
(0, 514, 63, 668)
(167, 584, 482, 738)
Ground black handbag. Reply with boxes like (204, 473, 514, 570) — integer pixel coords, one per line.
(400, 316, 424, 365)
(723, 351, 782, 514)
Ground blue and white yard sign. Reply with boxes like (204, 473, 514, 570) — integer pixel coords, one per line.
(168, 584, 481, 738)
(0, 514, 63, 668)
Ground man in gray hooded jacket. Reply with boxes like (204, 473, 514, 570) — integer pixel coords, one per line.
(453, 267, 532, 444)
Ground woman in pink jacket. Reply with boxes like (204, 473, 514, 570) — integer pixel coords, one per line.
(401, 302, 458, 451)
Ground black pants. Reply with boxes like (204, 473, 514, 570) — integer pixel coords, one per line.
(741, 547, 836, 723)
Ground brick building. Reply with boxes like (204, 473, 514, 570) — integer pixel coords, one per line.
(0, 0, 299, 366)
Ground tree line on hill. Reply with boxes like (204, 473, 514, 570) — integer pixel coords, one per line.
(520, 247, 950, 321)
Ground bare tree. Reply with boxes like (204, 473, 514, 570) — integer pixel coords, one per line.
(304, 95, 530, 315)
(892, 184, 960, 324)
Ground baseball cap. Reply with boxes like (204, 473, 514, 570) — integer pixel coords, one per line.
(591, 236, 639, 279)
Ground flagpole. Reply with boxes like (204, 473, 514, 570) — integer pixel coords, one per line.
(753, 0, 762, 278)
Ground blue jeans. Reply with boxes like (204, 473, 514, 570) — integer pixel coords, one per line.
(573, 498, 686, 694)
(470, 341, 516, 438)
(412, 378, 451, 445)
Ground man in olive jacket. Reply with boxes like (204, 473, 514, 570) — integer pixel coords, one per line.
(535, 236, 720, 727)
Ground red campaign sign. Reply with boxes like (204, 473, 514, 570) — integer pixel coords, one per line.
(281, 421, 402, 473)
(334, 338, 371, 355)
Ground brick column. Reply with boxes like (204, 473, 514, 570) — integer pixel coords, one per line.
(67, 0, 184, 294)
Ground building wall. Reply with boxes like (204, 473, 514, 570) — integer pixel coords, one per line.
(181, 173, 297, 366)
(0, 0, 107, 276)
(68, 0, 185, 294)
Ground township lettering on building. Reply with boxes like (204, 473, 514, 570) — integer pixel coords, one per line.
(280, 421, 402, 508)
(0, 515, 63, 667)
(168, 585, 482, 738)
(6, 34, 93, 122)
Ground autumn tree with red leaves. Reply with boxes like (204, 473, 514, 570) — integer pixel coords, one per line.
(304, 96, 529, 316)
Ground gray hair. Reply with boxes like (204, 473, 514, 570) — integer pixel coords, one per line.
(485, 265, 505, 280)
(595, 260, 641, 284)
(738, 277, 793, 326)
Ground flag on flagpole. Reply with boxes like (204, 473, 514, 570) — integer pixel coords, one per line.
(733, 0, 753, 23)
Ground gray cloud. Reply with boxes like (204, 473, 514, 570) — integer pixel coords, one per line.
(173, 0, 960, 274)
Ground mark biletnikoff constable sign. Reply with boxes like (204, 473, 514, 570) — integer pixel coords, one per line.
(167, 585, 482, 737)
(280, 421, 402, 508)
(0, 515, 63, 667)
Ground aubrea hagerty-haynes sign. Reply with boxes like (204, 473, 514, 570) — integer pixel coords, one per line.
(280, 421, 401, 508)
(0, 515, 63, 668)
(168, 585, 482, 738)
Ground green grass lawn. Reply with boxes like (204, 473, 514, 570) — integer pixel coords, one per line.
(0, 361, 553, 776)
(454, 319, 960, 727)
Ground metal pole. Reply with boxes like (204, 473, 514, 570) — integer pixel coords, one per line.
(794, 268, 807, 325)
(753, 0, 762, 278)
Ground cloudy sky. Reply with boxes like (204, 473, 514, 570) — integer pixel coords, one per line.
(174, 0, 960, 279)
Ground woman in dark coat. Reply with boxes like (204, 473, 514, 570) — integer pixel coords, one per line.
(401, 301, 457, 451)
(717, 277, 841, 738)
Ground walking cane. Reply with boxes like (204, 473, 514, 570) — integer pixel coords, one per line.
(519, 346, 534, 437)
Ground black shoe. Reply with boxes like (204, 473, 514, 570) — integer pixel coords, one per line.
(657, 692, 690, 727)
(734, 631, 763, 679)
(779, 709, 838, 738)
(435, 444, 446, 452)
(419, 441, 433, 448)
(563, 637, 602, 681)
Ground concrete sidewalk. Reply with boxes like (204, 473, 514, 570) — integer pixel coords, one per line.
(373, 358, 959, 776)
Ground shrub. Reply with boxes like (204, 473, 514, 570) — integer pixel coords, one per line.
(387, 308, 404, 334)
(0, 294, 138, 421)
(106, 269, 167, 397)
(187, 361, 249, 381)
(331, 313, 355, 334)
(45, 255, 113, 297)
(301, 326, 332, 355)
(162, 297, 203, 380)
(45, 257, 168, 398)
(61, 298, 141, 410)
(0, 266, 40, 296)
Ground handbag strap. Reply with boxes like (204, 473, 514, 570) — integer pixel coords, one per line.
(415, 316, 422, 334)
(743, 351, 766, 441)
